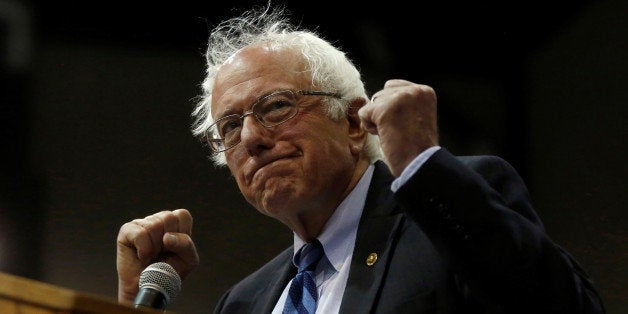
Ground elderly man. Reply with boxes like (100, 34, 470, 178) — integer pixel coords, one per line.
(116, 6, 604, 314)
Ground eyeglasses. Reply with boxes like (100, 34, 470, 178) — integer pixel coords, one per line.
(204, 90, 342, 153)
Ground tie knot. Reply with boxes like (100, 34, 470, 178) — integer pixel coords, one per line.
(294, 239, 324, 272)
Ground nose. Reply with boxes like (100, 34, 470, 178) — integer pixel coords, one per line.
(239, 114, 274, 155)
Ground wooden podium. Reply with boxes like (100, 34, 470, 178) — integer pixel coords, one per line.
(0, 271, 170, 314)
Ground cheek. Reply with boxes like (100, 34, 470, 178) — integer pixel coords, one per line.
(308, 129, 351, 158)
(226, 152, 248, 185)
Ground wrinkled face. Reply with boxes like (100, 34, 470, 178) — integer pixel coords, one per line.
(211, 45, 360, 225)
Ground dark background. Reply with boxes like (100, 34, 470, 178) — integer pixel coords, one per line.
(1, 0, 626, 313)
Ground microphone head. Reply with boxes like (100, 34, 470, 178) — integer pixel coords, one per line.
(138, 262, 182, 305)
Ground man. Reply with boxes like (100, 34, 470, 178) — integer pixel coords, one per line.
(116, 6, 605, 314)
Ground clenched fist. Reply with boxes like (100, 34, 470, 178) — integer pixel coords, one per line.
(116, 209, 199, 305)
(359, 79, 439, 176)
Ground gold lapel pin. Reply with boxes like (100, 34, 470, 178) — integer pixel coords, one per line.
(366, 252, 378, 266)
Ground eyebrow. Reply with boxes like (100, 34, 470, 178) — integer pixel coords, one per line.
(214, 107, 237, 121)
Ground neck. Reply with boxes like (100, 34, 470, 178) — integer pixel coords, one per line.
(289, 158, 371, 241)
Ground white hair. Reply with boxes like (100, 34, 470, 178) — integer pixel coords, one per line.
(192, 5, 382, 166)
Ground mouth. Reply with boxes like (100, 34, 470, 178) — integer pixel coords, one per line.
(244, 153, 301, 184)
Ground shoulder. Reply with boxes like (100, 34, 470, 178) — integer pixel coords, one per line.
(457, 154, 518, 175)
(215, 246, 293, 312)
(455, 154, 531, 202)
(238, 246, 293, 284)
(429, 148, 525, 186)
(450, 151, 541, 227)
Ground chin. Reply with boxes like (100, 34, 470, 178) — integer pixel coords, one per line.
(256, 185, 299, 215)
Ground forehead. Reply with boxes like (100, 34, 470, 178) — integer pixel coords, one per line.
(211, 45, 309, 117)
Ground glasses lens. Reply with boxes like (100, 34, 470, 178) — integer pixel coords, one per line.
(207, 136, 225, 152)
(254, 91, 299, 126)
(208, 115, 243, 152)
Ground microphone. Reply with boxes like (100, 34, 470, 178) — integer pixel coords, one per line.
(134, 262, 182, 310)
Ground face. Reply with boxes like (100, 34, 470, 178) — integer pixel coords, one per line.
(211, 45, 365, 228)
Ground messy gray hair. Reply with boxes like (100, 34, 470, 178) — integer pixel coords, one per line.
(192, 4, 382, 166)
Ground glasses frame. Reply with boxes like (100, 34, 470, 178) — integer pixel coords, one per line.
(205, 89, 342, 153)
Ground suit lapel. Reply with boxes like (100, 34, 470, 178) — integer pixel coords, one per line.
(339, 161, 404, 313)
(254, 248, 296, 313)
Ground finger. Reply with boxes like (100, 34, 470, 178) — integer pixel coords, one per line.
(145, 209, 193, 235)
(358, 104, 378, 135)
(370, 92, 380, 103)
(118, 221, 157, 263)
(163, 232, 200, 278)
(383, 79, 413, 88)
(150, 210, 180, 234)
(127, 211, 174, 261)
(135, 215, 166, 257)
(173, 208, 193, 236)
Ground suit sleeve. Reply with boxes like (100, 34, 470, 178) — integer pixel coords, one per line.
(394, 148, 605, 314)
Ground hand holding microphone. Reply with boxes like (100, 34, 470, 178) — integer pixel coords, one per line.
(116, 209, 199, 308)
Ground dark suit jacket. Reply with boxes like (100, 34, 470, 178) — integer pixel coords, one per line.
(214, 148, 604, 313)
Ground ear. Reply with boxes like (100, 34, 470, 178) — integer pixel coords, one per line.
(346, 97, 368, 156)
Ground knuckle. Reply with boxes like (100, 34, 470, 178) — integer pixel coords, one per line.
(120, 221, 134, 232)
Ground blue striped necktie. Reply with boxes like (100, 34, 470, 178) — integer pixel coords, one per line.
(282, 239, 324, 314)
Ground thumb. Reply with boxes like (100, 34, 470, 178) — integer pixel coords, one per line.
(358, 103, 378, 135)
